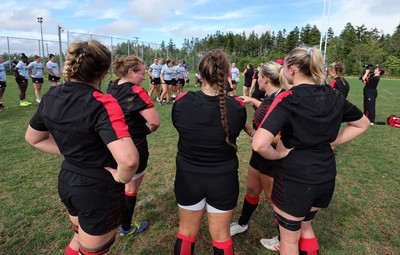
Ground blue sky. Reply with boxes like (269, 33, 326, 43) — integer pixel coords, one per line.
(1, 0, 399, 54)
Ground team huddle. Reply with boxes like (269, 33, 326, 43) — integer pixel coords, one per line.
(23, 40, 371, 255)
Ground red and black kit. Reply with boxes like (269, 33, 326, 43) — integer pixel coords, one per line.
(172, 91, 247, 210)
(107, 80, 155, 174)
(260, 84, 363, 216)
(29, 81, 131, 235)
(329, 77, 349, 98)
(250, 90, 284, 176)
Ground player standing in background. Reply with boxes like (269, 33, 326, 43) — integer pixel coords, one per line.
(148, 58, 162, 101)
(46, 54, 61, 87)
(14, 53, 31, 106)
(27, 55, 45, 103)
(0, 55, 12, 111)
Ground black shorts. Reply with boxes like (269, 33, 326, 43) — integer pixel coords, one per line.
(171, 79, 177, 86)
(15, 77, 28, 85)
(32, 77, 44, 84)
(164, 80, 172, 85)
(49, 74, 60, 82)
(58, 168, 125, 235)
(151, 77, 161, 85)
(174, 169, 239, 211)
(132, 137, 149, 174)
(249, 150, 275, 177)
(244, 81, 252, 88)
(232, 80, 237, 85)
(272, 175, 335, 217)
(0, 81, 6, 88)
(177, 79, 185, 86)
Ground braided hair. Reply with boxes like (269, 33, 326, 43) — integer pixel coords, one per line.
(198, 49, 236, 150)
(63, 40, 111, 84)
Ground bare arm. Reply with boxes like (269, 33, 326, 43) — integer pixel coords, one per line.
(330, 115, 370, 149)
(362, 69, 370, 83)
(252, 128, 292, 160)
(140, 107, 160, 133)
(243, 122, 254, 137)
(249, 79, 256, 97)
(239, 95, 261, 108)
(25, 126, 62, 155)
(106, 138, 139, 184)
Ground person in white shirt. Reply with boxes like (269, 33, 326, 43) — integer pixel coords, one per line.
(14, 53, 32, 106)
(27, 55, 45, 103)
(46, 54, 61, 87)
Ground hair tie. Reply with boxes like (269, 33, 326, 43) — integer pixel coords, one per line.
(307, 48, 312, 56)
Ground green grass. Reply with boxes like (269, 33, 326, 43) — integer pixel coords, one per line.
(0, 75, 399, 254)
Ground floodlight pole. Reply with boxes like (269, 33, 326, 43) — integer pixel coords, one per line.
(37, 17, 45, 62)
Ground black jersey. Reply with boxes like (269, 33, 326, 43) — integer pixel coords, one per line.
(253, 90, 283, 130)
(260, 84, 363, 184)
(244, 68, 254, 86)
(172, 91, 247, 174)
(29, 81, 130, 183)
(329, 77, 349, 98)
(363, 76, 380, 95)
(251, 69, 265, 100)
(107, 80, 154, 138)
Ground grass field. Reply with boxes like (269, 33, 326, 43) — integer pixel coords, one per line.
(0, 74, 399, 255)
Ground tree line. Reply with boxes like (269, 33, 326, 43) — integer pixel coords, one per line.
(114, 22, 400, 77)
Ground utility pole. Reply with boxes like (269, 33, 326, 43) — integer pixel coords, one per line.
(58, 25, 64, 71)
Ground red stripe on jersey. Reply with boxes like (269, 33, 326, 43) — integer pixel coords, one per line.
(329, 79, 336, 88)
(174, 92, 188, 102)
(234, 96, 245, 107)
(260, 90, 293, 127)
(365, 77, 369, 83)
(131, 85, 154, 108)
(93, 91, 130, 139)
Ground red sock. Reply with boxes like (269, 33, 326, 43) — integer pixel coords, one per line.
(174, 233, 196, 255)
(299, 237, 319, 255)
(212, 238, 234, 255)
(65, 245, 79, 255)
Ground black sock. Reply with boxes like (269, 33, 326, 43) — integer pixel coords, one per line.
(121, 193, 137, 230)
(174, 233, 195, 255)
(238, 194, 259, 226)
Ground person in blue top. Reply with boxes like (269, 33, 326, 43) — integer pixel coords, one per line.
(0, 55, 12, 111)
(46, 54, 61, 87)
(177, 60, 188, 95)
(14, 53, 32, 106)
(27, 55, 45, 103)
(230, 62, 240, 96)
(159, 59, 174, 105)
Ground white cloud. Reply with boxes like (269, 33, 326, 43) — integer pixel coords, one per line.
(308, 0, 400, 35)
(97, 20, 140, 37)
(128, 0, 186, 23)
(193, 11, 240, 20)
